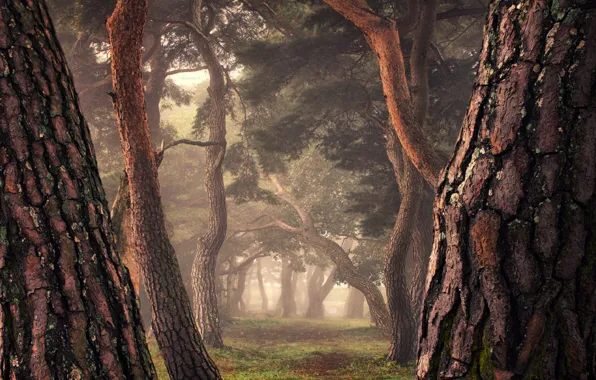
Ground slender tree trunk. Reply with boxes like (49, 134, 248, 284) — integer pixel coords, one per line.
(257, 258, 269, 311)
(190, 0, 228, 348)
(305, 267, 338, 318)
(276, 256, 296, 317)
(106, 1, 220, 379)
(144, 44, 169, 139)
(322, 0, 446, 186)
(229, 264, 251, 317)
(417, 3, 596, 378)
(385, 139, 423, 364)
(0, 1, 157, 377)
(345, 287, 365, 319)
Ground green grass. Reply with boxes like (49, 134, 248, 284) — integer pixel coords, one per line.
(148, 317, 415, 379)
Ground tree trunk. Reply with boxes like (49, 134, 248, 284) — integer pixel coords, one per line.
(257, 258, 269, 311)
(110, 173, 140, 295)
(385, 137, 423, 364)
(303, 232, 391, 335)
(144, 44, 169, 139)
(417, 3, 596, 379)
(305, 267, 337, 318)
(190, 0, 228, 349)
(276, 256, 296, 317)
(345, 287, 365, 319)
(106, 1, 220, 379)
(0, 0, 157, 377)
(229, 263, 251, 317)
(322, 0, 446, 186)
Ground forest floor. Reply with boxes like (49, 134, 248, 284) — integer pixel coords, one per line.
(148, 317, 415, 379)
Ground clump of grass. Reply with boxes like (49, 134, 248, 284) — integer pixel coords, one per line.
(148, 317, 415, 379)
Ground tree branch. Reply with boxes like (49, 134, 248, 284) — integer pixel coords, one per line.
(165, 66, 208, 76)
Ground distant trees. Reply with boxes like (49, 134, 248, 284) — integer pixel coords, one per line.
(0, 0, 156, 377)
(106, 0, 220, 378)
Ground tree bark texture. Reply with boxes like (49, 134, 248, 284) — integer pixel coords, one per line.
(190, 0, 228, 349)
(417, 2, 596, 379)
(257, 258, 269, 311)
(305, 266, 337, 318)
(106, 1, 220, 379)
(110, 173, 140, 295)
(345, 287, 366, 319)
(385, 147, 422, 364)
(0, 0, 157, 377)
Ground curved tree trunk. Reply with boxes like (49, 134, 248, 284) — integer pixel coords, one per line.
(303, 232, 391, 335)
(417, 3, 596, 378)
(257, 258, 269, 311)
(305, 267, 337, 318)
(0, 1, 157, 377)
(190, 0, 228, 348)
(106, 1, 220, 379)
(385, 138, 423, 364)
(345, 287, 365, 319)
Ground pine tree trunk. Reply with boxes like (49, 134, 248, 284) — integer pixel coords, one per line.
(417, 2, 596, 378)
(305, 267, 337, 318)
(110, 173, 140, 295)
(0, 1, 156, 377)
(345, 287, 365, 319)
(276, 256, 296, 317)
(385, 143, 422, 364)
(257, 258, 269, 311)
(106, 1, 220, 379)
(190, 0, 228, 349)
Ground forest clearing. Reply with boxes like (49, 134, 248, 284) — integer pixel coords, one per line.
(0, 0, 595, 378)
(149, 318, 415, 379)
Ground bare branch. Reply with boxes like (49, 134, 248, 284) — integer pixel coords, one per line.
(165, 66, 208, 76)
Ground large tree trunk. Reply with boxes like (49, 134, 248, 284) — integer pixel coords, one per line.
(417, 3, 596, 379)
(257, 258, 269, 311)
(0, 0, 156, 377)
(345, 287, 365, 319)
(305, 267, 337, 318)
(190, 0, 228, 349)
(106, 1, 220, 379)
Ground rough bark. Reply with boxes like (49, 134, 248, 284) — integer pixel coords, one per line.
(0, 0, 157, 377)
(385, 147, 422, 364)
(417, 2, 596, 378)
(321, 0, 447, 187)
(305, 266, 337, 318)
(257, 258, 269, 311)
(190, 0, 228, 349)
(110, 174, 140, 295)
(345, 287, 366, 319)
(106, 1, 220, 379)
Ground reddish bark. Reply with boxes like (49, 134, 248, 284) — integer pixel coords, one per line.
(0, 0, 156, 377)
(417, 2, 596, 378)
(106, 1, 220, 379)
